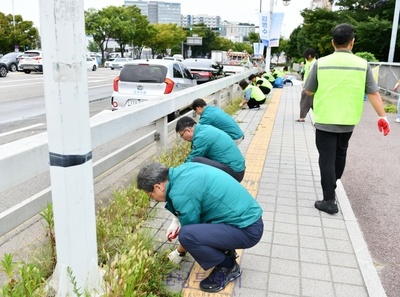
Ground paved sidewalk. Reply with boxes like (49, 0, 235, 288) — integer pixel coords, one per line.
(157, 83, 387, 297)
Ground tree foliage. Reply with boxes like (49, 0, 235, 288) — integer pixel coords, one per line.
(0, 12, 39, 54)
(284, 0, 399, 62)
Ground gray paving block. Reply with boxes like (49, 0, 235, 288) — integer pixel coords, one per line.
(331, 266, 365, 285)
(301, 262, 332, 281)
(267, 273, 300, 295)
(271, 244, 299, 261)
(299, 235, 326, 250)
(335, 283, 369, 297)
(300, 247, 329, 265)
(240, 253, 270, 272)
(274, 222, 298, 235)
(328, 251, 359, 268)
(301, 278, 335, 297)
(270, 258, 300, 277)
(272, 232, 299, 247)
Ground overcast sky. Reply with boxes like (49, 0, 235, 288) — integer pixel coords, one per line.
(2, 0, 313, 38)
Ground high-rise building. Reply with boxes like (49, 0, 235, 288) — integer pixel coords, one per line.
(181, 14, 222, 28)
(125, 0, 181, 25)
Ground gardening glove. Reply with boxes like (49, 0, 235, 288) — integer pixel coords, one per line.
(166, 217, 180, 241)
(168, 249, 186, 264)
(377, 116, 390, 136)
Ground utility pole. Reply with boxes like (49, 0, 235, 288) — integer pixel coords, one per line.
(388, 0, 400, 62)
(38, 0, 103, 295)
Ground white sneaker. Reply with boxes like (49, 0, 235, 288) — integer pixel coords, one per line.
(395, 118, 400, 123)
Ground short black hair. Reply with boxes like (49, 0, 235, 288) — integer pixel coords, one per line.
(238, 79, 248, 90)
(303, 48, 316, 59)
(332, 23, 355, 47)
(175, 116, 196, 133)
(248, 74, 256, 80)
(190, 98, 207, 110)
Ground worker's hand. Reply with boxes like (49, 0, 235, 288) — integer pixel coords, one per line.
(166, 217, 180, 241)
(377, 116, 390, 136)
(168, 249, 185, 264)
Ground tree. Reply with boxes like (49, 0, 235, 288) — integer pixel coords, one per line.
(85, 8, 113, 64)
(0, 12, 39, 54)
(146, 23, 186, 56)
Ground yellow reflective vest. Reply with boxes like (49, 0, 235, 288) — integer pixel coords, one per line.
(314, 52, 367, 125)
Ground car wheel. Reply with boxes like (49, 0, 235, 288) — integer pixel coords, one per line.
(24, 70, 31, 74)
(10, 63, 17, 72)
(92, 65, 97, 71)
(0, 66, 7, 77)
(110, 67, 114, 70)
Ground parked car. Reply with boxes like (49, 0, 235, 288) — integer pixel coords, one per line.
(182, 58, 224, 84)
(110, 57, 133, 70)
(18, 50, 43, 74)
(0, 61, 8, 77)
(111, 59, 197, 120)
(86, 57, 98, 71)
(0, 52, 21, 72)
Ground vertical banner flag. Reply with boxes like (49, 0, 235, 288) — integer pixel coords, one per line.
(270, 13, 284, 47)
(259, 12, 269, 47)
(253, 43, 265, 58)
(259, 12, 285, 48)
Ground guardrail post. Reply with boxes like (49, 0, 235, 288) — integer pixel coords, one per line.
(155, 116, 168, 153)
(39, 0, 102, 295)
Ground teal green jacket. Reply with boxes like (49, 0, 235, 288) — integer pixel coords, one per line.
(185, 124, 245, 172)
(165, 162, 263, 227)
(199, 106, 244, 141)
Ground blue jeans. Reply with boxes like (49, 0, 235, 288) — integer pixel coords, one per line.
(178, 217, 263, 270)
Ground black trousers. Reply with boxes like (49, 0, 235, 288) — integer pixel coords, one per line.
(315, 129, 353, 201)
(192, 156, 245, 182)
(247, 97, 266, 109)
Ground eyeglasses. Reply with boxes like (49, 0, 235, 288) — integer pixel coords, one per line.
(179, 128, 189, 138)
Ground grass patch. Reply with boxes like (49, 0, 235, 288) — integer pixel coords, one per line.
(384, 103, 397, 114)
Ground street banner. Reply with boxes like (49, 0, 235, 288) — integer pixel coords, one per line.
(270, 13, 284, 47)
(259, 12, 269, 47)
(253, 43, 265, 57)
(259, 12, 285, 48)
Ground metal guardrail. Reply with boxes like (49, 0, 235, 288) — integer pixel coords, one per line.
(370, 62, 400, 99)
(0, 69, 256, 237)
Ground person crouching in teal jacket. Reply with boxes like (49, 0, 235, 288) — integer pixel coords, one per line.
(190, 98, 244, 144)
(176, 116, 245, 182)
(136, 162, 263, 293)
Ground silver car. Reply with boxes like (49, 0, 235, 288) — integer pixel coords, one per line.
(110, 57, 132, 70)
(111, 59, 197, 119)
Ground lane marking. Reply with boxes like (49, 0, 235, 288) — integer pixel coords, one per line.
(0, 123, 45, 138)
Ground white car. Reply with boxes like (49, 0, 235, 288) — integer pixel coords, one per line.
(18, 50, 43, 74)
(110, 57, 132, 70)
(111, 59, 197, 120)
(86, 57, 98, 71)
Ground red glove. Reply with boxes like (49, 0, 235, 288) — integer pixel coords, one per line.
(377, 116, 390, 136)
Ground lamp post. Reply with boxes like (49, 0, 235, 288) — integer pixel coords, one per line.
(260, 0, 291, 71)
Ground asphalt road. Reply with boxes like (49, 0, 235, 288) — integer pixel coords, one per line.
(341, 98, 400, 297)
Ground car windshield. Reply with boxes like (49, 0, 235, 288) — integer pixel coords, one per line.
(115, 58, 129, 62)
(120, 64, 167, 83)
(23, 51, 41, 57)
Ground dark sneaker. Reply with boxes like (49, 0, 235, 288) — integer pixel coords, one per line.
(223, 249, 238, 259)
(314, 200, 339, 214)
(199, 261, 242, 292)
